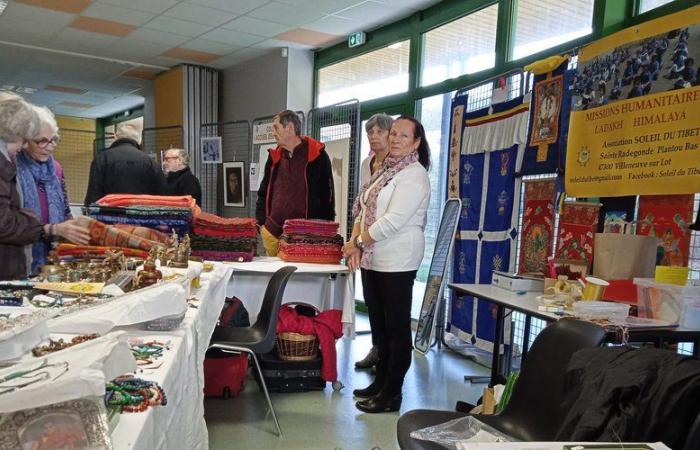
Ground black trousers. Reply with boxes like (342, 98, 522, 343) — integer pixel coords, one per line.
(361, 268, 417, 397)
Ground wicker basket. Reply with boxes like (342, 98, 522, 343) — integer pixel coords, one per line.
(276, 332, 318, 361)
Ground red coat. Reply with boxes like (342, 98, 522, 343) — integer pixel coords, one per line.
(277, 306, 343, 382)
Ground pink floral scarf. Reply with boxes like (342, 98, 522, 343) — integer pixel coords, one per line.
(352, 151, 419, 267)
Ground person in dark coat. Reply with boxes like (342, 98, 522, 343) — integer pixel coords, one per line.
(84, 123, 164, 205)
(0, 93, 88, 280)
(162, 148, 202, 206)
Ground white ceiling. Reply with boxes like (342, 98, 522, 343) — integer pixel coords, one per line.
(0, 0, 442, 118)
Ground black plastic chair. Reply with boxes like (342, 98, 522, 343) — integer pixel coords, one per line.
(209, 266, 297, 437)
(397, 319, 606, 449)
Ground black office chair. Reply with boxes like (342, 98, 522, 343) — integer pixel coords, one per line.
(397, 319, 606, 449)
(209, 266, 297, 437)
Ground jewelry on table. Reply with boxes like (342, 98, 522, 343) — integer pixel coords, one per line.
(105, 375, 167, 413)
(0, 359, 69, 395)
(32, 333, 100, 356)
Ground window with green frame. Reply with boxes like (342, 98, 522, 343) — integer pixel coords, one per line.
(511, 0, 595, 60)
(639, 0, 677, 14)
(316, 40, 410, 107)
(420, 3, 500, 87)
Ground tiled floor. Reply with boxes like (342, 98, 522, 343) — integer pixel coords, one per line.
(205, 314, 490, 450)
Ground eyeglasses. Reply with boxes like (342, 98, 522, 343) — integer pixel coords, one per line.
(33, 136, 60, 149)
(163, 156, 180, 162)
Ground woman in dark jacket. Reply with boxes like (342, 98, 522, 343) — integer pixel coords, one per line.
(162, 148, 202, 206)
(0, 94, 88, 280)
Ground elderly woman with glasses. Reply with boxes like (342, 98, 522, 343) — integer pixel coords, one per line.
(13, 104, 89, 274)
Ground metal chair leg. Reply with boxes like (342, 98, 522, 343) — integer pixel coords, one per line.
(209, 344, 283, 437)
(249, 351, 283, 437)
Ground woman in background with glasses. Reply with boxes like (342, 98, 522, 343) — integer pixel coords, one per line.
(16, 105, 89, 273)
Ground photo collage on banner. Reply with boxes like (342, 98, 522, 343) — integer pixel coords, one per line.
(449, 94, 529, 353)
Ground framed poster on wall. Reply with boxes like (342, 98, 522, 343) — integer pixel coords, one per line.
(223, 162, 245, 207)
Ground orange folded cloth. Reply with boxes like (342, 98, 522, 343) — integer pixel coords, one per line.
(95, 194, 201, 218)
(55, 243, 149, 259)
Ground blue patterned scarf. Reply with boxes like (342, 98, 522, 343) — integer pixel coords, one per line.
(16, 152, 66, 271)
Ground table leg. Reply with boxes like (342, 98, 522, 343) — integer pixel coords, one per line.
(490, 304, 505, 387)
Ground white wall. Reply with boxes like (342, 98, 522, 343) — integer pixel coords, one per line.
(286, 48, 314, 117)
(220, 50, 289, 123)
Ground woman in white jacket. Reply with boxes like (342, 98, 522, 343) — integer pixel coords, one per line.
(343, 115, 431, 413)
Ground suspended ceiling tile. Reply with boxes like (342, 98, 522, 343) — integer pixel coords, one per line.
(163, 3, 237, 27)
(96, 0, 180, 15)
(252, 38, 302, 49)
(184, 0, 269, 15)
(45, 84, 89, 94)
(0, 27, 53, 48)
(304, 15, 361, 35)
(120, 68, 161, 80)
(109, 39, 174, 61)
(1, 2, 77, 26)
(53, 28, 121, 54)
(211, 48, 273, 68)
(219, 16, 292, 37)
(180, 38, 241, 55)
(81, 2, 157, 27)
(200, 28, 266, 47)
(143, 16, 214, 37)
(248, 2, 325, 27)
(70, 16, 136, 37)
(125, 28, 191, 47)
(336, 0, 415, 22)
(276, 0, 366, 15)
(15, 0, 91, 14)
(162, 47, 221, 63)
(0, 16, 67, 37)
(274, 28, 340, 48)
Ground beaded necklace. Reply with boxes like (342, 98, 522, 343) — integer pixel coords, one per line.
(105, 375, 167, 413)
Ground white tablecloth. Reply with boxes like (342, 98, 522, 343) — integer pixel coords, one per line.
(110, 262, 233, 450)
(225, 257, 355, 336)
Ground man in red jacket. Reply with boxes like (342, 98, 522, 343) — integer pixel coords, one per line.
(256, 110, 335, 256)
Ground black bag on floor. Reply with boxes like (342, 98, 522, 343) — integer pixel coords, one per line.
(255, 351, 325, 393)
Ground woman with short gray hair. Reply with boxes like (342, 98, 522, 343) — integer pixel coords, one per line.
(352, 112, 393, 370)
(0, 96, 48, 280)
(162, 148, 202, 206)
(16, 105, 89, 273)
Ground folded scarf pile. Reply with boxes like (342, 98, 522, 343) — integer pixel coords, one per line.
(282, 219, 340, 238)
(193, 212, 257, 238)
(75, 217, 164, 252)
(95, 194, 201, 218)
(84, 205, 192, 237)
(191, 250, 254, 262)
(278, 219, 342, 264)
(55, 243, 149, 259)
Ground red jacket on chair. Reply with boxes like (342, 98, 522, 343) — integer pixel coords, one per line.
(277, 306, 343, 382)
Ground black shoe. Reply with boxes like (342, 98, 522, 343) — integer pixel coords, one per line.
(355, 346, 379, 369)
(355, 394, 402, 413)
(352, 383, 381, 398)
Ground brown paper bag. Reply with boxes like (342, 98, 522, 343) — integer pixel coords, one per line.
(593, 233, 657, 280)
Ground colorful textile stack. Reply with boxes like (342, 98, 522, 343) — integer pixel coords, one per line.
(278, 219, 343, 264)
(88, 194, 199, 237)
(189, 212, 258, 262)
(75, 217, 168, 252)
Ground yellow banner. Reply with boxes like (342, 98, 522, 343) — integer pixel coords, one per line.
(566, 5, 700, 197)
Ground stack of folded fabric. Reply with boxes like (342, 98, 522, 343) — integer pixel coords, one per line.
(278, 219, 343, 264)
(189, 212, 258, 262)
(85, 194, 198, 237)
(55, 243, 150, 260)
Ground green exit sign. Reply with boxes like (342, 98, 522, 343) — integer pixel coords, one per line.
(348, 31, 366, 48)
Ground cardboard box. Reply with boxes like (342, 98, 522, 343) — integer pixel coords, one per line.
(492, 271, 544, 292)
